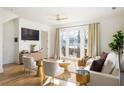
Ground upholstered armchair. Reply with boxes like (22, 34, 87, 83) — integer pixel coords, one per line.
(43, 59, 64, 85)
(22, 56, 37, 75)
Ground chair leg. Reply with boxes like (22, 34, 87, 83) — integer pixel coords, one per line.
(24, 68, 32, 76)
(24, 67, 26, 76)
(42, 77, 52, 86)
(52, 77, 54, 84)
(29, 69, 31, 76)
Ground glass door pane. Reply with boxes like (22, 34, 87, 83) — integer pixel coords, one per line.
(60, 31, 67, 57)
(84, 26, 88, 57)
(68, 30, 80, 58)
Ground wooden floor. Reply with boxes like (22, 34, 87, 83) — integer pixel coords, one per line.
(0, 63, 76, 86)
(1, 63, 123, 86)
(0, 63, 45, 86)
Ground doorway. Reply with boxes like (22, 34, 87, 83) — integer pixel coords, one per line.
(41, 31, 48, 58)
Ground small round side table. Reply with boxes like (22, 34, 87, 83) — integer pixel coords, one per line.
(76, 69, 90, 86)
(59, 61, 71, 71)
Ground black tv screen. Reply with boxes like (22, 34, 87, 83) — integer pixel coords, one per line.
(21, 28, 39, 41)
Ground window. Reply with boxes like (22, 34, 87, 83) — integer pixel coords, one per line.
(60, 26, 88, 59)
(68, 30, 80, 58)
(84, 30, 88, 48)
(84, 27, 88, 56)
(60, 31, 67, 57)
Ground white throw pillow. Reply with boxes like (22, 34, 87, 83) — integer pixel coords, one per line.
(101, 52, 117, 74)
(86, 58, 94, 66)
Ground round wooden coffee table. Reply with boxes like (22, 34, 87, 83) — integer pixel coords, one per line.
(59, 61, 71, 71)
(76, 69, 90, 86)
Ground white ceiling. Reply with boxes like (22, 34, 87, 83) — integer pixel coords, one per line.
(0, 8, 17, 23)
(3, 7, 124, 26)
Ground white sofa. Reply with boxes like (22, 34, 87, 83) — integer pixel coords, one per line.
(84, 51, 120, 86)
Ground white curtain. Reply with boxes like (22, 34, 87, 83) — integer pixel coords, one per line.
(87, 23, 100, 57)
(54, 28, 60, 59)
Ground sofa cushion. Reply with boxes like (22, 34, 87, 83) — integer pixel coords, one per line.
(112, 55, 120, 76)
(84, 65, 91, 71)
(86, 58, 95, 66)
(101, 52, 117, 74)
(100, 52, 108, 61)
(112, 65, 120, 76)
(90, 59, 105, 72)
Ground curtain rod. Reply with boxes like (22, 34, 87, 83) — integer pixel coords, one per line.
(58, 23, 100, 29)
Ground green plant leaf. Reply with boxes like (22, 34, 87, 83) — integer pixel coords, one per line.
(109, 30, 124, 51)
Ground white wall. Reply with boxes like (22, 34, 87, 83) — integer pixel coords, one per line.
(3, 19, 19, 64)
(59, 15, 124, 53)
(0, 8, 17, 24)
(48, 27, 56, 57)
(14, 19, 19, 63)
(99, 16, 124, 52)
(0, 8, 17, 72)
(2, 17, 53, 65)
(18, 18, 50, 52)
(18, 18, 54, 62)
(0, 24, 3, 72)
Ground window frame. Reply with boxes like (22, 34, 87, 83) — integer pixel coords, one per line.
(59, 26, 88, 60)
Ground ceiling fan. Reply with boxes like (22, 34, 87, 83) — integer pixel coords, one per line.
(49, 14, 68, 21)
(56, 14, 68, 21)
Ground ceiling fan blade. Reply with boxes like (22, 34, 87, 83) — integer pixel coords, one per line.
(48, 14, 68, 21)
(56, 17, 68, 21)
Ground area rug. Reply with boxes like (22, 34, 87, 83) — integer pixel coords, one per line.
(55, 71, 76, 83)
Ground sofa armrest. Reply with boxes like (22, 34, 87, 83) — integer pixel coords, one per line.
(87, 71, 120, 86)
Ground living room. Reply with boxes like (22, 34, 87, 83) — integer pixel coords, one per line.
(0, 7, 124, 86)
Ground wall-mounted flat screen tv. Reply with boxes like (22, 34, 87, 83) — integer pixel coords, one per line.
(21, 27, 39, 41)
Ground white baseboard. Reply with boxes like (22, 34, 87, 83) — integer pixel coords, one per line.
(0, 67, 3, 73)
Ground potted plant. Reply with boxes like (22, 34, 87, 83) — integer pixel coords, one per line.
(109, 30, 124, 68)
(30, 44, 36, 52)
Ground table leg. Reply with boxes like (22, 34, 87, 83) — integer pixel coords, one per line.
(59, 63, 70, 72)
(37, 65, 42, 76)
(64, 65, 68, 71)
(36, 61, 44, 80)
